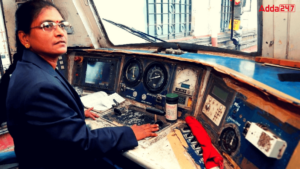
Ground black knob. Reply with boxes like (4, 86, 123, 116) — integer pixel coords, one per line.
(114, 108, 122, 116)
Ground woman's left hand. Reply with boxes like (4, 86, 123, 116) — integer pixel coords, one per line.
(84, 107, 99, 120)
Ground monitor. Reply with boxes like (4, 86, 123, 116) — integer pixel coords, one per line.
(85, 61, 111, 86)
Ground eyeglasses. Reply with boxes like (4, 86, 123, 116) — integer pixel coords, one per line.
(31, 21, 71, 32)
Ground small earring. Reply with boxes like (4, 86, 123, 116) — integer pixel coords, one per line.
(25, 44, 30, 49)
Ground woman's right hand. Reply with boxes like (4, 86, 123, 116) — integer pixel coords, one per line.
(131, 124, 159, 141)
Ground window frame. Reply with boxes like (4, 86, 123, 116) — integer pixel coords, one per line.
(89, 0, 262, 57)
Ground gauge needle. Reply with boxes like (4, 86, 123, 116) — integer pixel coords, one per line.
(150, 76, 161, 80)
(132, 68, 135, 78)
(178, 79, 189, 84)
(230, 136, 234, 146)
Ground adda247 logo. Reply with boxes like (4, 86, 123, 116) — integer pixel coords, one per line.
(259, 4, 296, 12)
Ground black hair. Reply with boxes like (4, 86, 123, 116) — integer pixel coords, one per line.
(0, 0, 65, 124)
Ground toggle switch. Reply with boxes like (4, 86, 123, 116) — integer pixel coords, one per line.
(183, 125, 190, 130)
(187, 132, 193, 138)
(181, 125, 191, 133)
(191, 136, 197, 143)
(195, 142, 200, 149)
(196, 147, 203, 156)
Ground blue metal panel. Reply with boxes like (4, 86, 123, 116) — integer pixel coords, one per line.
(179, 53, 300, 100)
(119, 56, 176, 108)
(225, 97, 300, 168)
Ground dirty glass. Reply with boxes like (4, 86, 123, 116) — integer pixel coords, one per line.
(94, 0, 258, 53)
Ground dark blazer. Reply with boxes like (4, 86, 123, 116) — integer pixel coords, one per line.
(6, 50, 138, 169)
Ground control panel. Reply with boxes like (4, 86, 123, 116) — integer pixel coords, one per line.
(65, 50, 300, 169)
(202, 94, 226, 126)
(198, 73, 236, 135)
(196, 72, 300, 169)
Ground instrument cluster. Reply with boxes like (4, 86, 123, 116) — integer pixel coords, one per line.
(119, 57, 174, 108)
(119, 56, 203, 113)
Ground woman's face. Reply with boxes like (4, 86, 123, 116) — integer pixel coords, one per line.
(27, 7, 67, 57)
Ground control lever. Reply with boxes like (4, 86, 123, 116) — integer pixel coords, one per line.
(145, 107, 165, 126)
(113, 99, 122, 116)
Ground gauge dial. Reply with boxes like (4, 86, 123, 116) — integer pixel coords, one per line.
(143, 63, 168, 93)
(174, 68, 197, 95)
(126, 62, 140, 82)
(123, 58, 143, 87)
(219, 127, 239, 154)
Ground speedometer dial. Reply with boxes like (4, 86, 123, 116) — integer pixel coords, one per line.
(143, 62, 168, 93)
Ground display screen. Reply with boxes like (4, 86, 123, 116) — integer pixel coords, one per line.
(85, 61, 111, 85)
(181, 83, 190, 89)
(212, 86, 228, 102)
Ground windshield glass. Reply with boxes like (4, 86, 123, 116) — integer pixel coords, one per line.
(94, 0, 258, 53)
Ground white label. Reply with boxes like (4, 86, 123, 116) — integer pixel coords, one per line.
(166, 103, 177, 121)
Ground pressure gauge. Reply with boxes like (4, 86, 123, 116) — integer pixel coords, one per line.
(174, 68, 197, 95)
(123, 58, 143, 87)
(143, 62, 168, 94)
(219, 127, 239, 154)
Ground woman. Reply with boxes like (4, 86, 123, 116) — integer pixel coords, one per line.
(1, 1, 158, 168)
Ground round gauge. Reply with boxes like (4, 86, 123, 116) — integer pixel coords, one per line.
(123, 58, 143, 87)
(175, 68, 197, 92)
(143, 62, 168, 94)
(219, 127, 239, 154)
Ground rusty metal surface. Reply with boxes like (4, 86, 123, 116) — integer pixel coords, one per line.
(286, 141, 300, 169)
(194, 67, 211, 118)
(115, 54, 126, 93)
(113, 46, 257, 61)
(240, 157, 259, 169)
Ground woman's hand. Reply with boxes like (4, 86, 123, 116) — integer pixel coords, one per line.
(131, 124, 159, 141)
(84, 107, 99, 120)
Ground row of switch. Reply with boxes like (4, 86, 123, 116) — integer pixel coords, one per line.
(181, 125, 203, 156)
